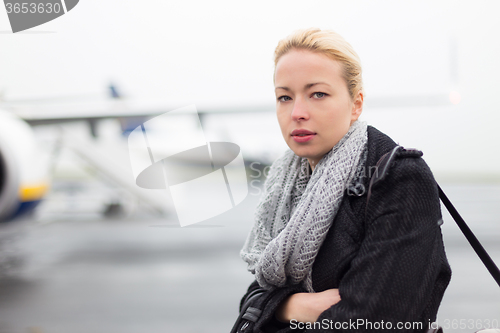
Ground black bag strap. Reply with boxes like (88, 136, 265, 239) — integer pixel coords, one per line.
(368, 146, 500, 288)
(437, 185, 500, 287)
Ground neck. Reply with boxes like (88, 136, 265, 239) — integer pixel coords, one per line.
(307, 158, 318, 172)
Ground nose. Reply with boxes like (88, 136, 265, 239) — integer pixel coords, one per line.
(291, 97, 309, 121)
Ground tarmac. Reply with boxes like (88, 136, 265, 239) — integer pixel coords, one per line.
(0, 183, 499, 333)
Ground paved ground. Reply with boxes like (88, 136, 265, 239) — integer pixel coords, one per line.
(0, 183, 499, 333)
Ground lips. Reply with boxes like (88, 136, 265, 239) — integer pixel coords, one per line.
(291, 129, 316, 143)
(291, 129, 316, 136)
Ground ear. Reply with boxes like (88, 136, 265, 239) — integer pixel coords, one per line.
(350, 90, 363, 123)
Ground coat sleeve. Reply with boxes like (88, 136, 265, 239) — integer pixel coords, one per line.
(311, 156, 450, 332)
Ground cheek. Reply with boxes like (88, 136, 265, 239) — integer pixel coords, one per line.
(321, 107, 352, 139)
(276, 113, 288, 136)
(276, 109, 289, 125)
(325, 103, 353, 125)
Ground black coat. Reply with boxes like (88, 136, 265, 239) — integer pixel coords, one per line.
(239, 126, 452, 333)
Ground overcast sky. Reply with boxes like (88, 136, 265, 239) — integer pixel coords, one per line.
(1, 0, 499, 178)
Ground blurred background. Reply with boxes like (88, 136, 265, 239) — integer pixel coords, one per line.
(0, 0, 499, 332)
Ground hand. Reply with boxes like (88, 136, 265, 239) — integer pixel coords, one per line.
(275, 288, 341, 323)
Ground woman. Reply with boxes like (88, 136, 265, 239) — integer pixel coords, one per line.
(237, 28, 451, 333)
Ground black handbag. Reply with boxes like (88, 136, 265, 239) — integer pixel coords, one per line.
(230, 287, 268, 333)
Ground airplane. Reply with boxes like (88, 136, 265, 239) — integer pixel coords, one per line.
(0, 84, 278, 223)
(0, 83, 456, 223)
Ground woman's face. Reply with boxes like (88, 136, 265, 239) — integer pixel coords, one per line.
(274, 49, 363, 170)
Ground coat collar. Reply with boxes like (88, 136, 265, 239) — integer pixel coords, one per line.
(351, 126, 398, 193)
(366, 125, 398, 168)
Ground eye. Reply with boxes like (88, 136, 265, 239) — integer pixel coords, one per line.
(277, 95, 292, 102)
(312, 92, 327, 99)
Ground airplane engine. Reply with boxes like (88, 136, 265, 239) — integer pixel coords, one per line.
(0, 110, 49, 222)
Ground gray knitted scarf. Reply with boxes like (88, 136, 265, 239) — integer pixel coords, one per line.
(240, 120, 368, 293)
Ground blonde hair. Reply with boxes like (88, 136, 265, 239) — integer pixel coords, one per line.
(274, 28, 363, 100)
